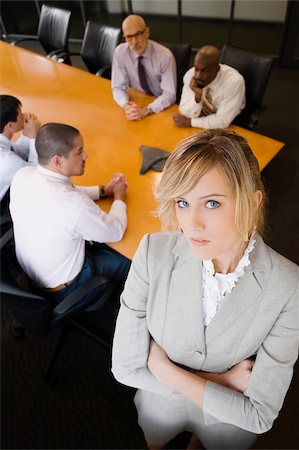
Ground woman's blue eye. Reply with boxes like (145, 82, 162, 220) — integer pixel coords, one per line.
(206, 200, 220, 209)
(176, 200, 189, 208)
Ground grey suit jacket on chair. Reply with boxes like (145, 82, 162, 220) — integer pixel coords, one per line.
(112, 232, 299, 434)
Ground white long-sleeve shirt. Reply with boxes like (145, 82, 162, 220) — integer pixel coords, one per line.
(112, 40, 177, 113)
(179, 64, 246, 129)
(10, 165, 127, 288)
(0, 133, 37, 201)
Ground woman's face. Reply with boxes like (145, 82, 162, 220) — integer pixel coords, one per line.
(175, 166, 244, 272)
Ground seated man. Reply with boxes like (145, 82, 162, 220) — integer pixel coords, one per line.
(0, 95, 40, 206)
(10, 123, 130, 304)
(112, 14, 176, 121)
(173, 45, 245, 129)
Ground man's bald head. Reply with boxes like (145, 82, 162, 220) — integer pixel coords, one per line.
(122, 15, 150, 55)
(122, 15, 146, 32)
(193, 45, 220, 88)
(198, 45, 220, 64)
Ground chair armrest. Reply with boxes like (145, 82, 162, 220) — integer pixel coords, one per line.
(0, 212, 11, 227)
(11, 37, 38, 46)
(52, 274, 114, 322)
(0, 227, 13, 250)
(45, 49, 73, 61)
(48, 50, 80, 63)
(247, 105, 268, 130)
(96, 65, 112, 79)
(50, 50, 80, 59)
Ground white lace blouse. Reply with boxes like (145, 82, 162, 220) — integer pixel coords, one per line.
(202, 235, 256, 326)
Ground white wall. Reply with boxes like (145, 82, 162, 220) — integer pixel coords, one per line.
(183, 0, 233, 19)
(234, 0, 287, 22)
(107, 0, 287, 23)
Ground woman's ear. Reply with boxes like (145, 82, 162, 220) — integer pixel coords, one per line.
(254, 190, 263, 208)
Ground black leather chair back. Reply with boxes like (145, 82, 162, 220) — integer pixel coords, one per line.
(37, 4, 71, 55)
(81, 21, 122, 75)
(1, 239, 51, 337)
(0, 188, 12, 237)
(1, 229, 115, 378)
(220, 44, 273, 129)
(161, 41, 192, 103)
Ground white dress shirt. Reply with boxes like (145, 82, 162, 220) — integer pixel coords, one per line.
(179, 64, 246, 129)
(10, 165, 127, 288)
(112, 40, 177, 113)
(0, 133, 37, 201)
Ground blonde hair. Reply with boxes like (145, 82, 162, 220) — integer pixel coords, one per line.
(156, 129, 266, 240)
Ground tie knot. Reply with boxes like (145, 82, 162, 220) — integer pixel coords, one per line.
(138, 56, 143, 63)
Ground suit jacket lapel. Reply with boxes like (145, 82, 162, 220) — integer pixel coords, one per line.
(162, 235, 206, 360)
(164, 234, 272, 346)
(205, 234, 272, 344)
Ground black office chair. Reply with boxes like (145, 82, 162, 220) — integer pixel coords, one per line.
(57, 21, 122, 79)
(220, 44, 273, 130)
(7, 4, 71, 62)
(0, 229, 116, 381)
(0, 189, 12, 238)
(160, 41, 192, 103)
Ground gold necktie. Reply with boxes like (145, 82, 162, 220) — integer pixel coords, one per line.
(200, 87, 217, 117)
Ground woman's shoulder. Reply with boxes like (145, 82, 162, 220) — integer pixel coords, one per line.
(141, 231, 182, 247)
(132, 232, 185, 275)
(138, 232, 183, 258)
(268, 245, 299, 280)
(257, 236, 299, 290)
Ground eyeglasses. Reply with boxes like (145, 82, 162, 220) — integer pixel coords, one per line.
(123, 28, 147, 42)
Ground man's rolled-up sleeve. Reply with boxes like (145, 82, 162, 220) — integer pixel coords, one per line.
(74, 197, 127, 243)
(149, 53, 177, 113)
(112, 49, 130, 108)
(179, 69, 203, 118)
(190, 76, 245, 129)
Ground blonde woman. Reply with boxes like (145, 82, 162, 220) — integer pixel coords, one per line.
(112, 129, 299, 449)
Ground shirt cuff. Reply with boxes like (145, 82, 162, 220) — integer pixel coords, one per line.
(75, 185, 99, 200)
(191, 117, 203, 128)
(111, 199, 127, 211)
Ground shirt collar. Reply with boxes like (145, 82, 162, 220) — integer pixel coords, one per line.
(203, 233, 257, 277)
(130, 39, 153, 60)
(206, 64, 222, 89)
(0, 133, 11, 146)
(37, 165, 71, 184)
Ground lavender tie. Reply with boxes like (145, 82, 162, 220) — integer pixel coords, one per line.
(138, 56, 153, 95)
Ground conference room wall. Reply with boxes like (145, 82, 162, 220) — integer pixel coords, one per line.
(0, 0, 288, 56)
(130, 0, 287, 22)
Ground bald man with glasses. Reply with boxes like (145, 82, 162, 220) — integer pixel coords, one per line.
(112, 15, 177, 121)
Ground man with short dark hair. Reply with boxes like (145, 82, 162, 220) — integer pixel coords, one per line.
(0, 95, 40, 203)
(173, 45, 245, 129)
(112, 14, 176, 120)
(10, 123, 130, 304)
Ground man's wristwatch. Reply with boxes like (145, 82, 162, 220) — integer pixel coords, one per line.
(146, 105, 153, 115)
(99, 185, 106, 198)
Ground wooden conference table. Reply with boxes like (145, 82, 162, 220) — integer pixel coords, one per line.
(0, 41, 284, 259)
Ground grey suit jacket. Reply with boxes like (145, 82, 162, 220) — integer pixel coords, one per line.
(112, 232, 299, 434)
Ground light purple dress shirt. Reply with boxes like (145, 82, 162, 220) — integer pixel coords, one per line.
(112, 40, 177, 113)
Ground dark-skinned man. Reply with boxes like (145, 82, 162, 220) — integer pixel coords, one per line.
(173, 45, 245, 129)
